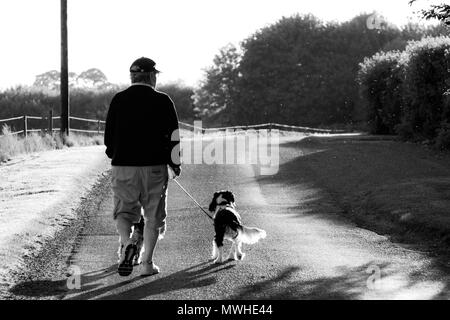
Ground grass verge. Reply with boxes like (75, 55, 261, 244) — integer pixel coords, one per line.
(293, 135, 450, 251)
(0, 125, 103, 163)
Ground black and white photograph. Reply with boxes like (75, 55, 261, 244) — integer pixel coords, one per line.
(0, 0, 449, 311)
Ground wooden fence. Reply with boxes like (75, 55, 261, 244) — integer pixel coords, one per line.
(0, 111, 105, 137)
(0, 114, 345, 138)
(178, 121, 344, 134)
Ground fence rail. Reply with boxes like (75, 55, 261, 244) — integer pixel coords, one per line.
(1, 114, 345, 138)
(178, 121, 344, 134)
(0, 116, 23, 123)
(0, 113, 105, 137)
(70, 116, 105, 124)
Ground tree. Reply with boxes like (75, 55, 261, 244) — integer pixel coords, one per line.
(157, 82, 196, 121)
(235, 14, 402, 126)
(33, 68, 114, 92)
(33, 70, 68, 91)
(235, 15, 328, 124)
(409, 0, 450, 26)
(192, 44, 241, 123)
(194, 13, 447, 127)
(77, 68, 108, 88)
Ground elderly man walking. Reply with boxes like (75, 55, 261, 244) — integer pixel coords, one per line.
(104, 57, 181, 277)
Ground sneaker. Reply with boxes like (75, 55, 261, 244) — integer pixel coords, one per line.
(118, 242, 138, 276)
(140, 261, 160, 277)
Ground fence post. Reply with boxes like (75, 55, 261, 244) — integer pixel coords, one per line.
(48, 109, 53, 134)
(23, 115, 28, 138)
(97, 120, 101, 134)
(60, 0, 70, 136)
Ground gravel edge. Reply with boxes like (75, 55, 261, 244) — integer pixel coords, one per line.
(2, 170, 112, 300)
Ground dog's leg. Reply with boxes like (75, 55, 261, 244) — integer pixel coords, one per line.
(213, 224, 225, 264)
(214, 245, 224, 264)
(213, 238, 224, 264)
(227, 242, 237, 260)
(211, 240, 218, 260)
(236, 241, 245, 260)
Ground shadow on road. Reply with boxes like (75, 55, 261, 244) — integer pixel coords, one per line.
(9, 265, 117, 299)
(231, 263, 384, 300)
(232, 261, 448, 299)
(254, 138, 450, 299)
(98, 261, 236, 300)
(10, 261, 235, 300)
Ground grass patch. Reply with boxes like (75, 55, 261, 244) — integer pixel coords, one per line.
(293, 135, 450, 249)
(0, 125, 103, 163)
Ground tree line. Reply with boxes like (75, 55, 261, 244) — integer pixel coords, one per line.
(194, 13, 448, 128)
(1, 9, 448, 132)
(0, 69, 196, 132)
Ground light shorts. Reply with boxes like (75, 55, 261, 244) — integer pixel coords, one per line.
(111, 165, 168, 229)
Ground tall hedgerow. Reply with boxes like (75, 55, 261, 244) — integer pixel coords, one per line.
(402, 36, 450, 139)
(357, 51, 407, 134)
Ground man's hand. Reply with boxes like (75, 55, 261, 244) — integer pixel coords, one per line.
(168, 165, 181, 179)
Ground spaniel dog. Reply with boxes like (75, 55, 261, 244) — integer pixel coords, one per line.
(208, 190, 266, 264)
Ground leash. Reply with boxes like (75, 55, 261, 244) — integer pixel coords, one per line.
(172, 179, 214, 221)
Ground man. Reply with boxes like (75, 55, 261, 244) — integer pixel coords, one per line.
(104, 57, 181, 277)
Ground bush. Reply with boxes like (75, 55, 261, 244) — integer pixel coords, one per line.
(358, 36, 450, 149)
(403, 36, 450, 138)
(358, 50, 406, 134)
(395, 120, 415, 141)
(62, 134, 75, 147)
(435, 122, 450, 150)
(0, 126, 19, 161)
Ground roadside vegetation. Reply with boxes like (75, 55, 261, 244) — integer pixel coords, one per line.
(0, 125, 103, 163)
(290, 135, 450, 250)
(358, 36, 450, 150)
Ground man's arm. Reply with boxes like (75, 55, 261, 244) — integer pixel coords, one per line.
(104, 96, 117, 159)
(165, 95, 181, 174)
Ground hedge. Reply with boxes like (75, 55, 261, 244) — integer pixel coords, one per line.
(403, 36, 450, 139)
(358, 51, 406, 134)
(358, 36, 450, 147)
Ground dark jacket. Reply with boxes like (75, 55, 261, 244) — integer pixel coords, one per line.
(104, 84, 180, 167)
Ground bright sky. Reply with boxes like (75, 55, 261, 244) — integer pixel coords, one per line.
(0, 0, 437, 89)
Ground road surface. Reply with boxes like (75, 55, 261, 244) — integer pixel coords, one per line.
(8, 136, 450, 299)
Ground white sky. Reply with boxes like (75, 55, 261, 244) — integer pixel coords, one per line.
(0, 0, 438, 89)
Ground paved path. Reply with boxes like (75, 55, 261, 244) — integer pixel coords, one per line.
(62, 140, 449, 300)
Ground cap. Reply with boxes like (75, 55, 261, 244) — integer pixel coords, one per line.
(129, 57, 160, 73)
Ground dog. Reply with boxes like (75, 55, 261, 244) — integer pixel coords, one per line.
(208, 190, 266, 264)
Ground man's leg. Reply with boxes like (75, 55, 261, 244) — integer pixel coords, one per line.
(141, 222, 160, 264)
(111, 166, 141, 275)
(116, 215, 133, 252)
(139, 165, 168, 276)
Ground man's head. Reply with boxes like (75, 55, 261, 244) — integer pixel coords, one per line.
(129, 57, 160, 87)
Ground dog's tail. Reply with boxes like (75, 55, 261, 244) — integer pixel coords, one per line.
(239, 225, 267, 244)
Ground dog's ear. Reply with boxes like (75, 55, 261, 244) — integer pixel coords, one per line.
(223, 190, 235, 204)
(209, 192, 220, 212)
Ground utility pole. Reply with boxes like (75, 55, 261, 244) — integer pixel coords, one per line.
(60, 0, 69, 136)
